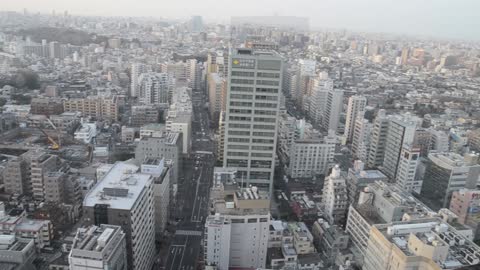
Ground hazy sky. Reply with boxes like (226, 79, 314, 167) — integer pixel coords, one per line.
(1, 0, 480, 40)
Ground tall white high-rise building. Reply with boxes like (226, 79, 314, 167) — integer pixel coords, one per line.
(344, 95, 367, 143)
(83, 162, 155, 270)
(322, 165, 348, 225)
(69, 225, 127, 270)
(367, 110, 389, 169)
(130, 63, 148, 97)
(352, 116, 372, 163)
(307, 76, 333, 125)
(138, 73, 174, 105)
(223, 48, 283, 193)
(188, 58, 202, 91)
(322, 89, 344, 133)
(395, 144, 421, 193)
(382, 114, 419, 179)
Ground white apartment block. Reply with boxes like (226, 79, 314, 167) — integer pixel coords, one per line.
(137, 72, 174, 105)
(130, 63, 148, 97)
(351, 116, 372, 163)
(322, 165, 348, 225)
(395, 144, 421, 193)
(321, 89, 344, 133)
(344, 95, 366, 143)
(287, 131, 336, 178)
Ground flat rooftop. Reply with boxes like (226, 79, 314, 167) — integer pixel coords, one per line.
(376, 218, 480, 267)
(71, 225, 123, 256)
(84, 162, 151, 210)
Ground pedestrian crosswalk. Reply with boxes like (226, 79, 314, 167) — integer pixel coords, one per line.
(175, 230, 202, 236)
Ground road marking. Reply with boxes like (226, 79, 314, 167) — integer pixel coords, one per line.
(175, 230, 202, 236)
(190, 167, 203, 220)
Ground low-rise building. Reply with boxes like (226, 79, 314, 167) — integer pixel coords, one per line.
(74, 123, 96, 144)
(363, 219, 480, 270)
(0, 235, 36, 270)
(69, 225, 127, 270)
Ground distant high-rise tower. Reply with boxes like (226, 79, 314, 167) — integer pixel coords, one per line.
(381, 114, 418, 179)
(131, 63, 148, 97)
(322, 89, 344, 133)
(190, 15, 204, 32)
(322, 165, 348, 225)
(367, 110, 389, 169)
(223, 48, 283, 194)
(344, 95, 367, 143)
(137, 73, 174, 105)
(394, 144, 420, 193)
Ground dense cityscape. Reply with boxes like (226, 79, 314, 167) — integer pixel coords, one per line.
(0, 6, 480, 270)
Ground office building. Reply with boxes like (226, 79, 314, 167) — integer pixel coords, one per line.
(205, 181, 270, 270)
(322, 165, 348, 225)
(83, 162, 156, 270)
(420, 152, 480, 211)
(223, 48, 283, 193)
(69, 225, 127, 270)
(137, 72, 174, 105)
(131, 63, 148, 97)
(322, 89, 343, 133)
(382, 114, 419, 179)
(344, 95, 367, 143)
(363, 219, 480, 270)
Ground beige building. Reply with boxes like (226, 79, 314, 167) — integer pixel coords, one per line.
(208, 72, 226, 122)
(363, 219, 480, 270)
(63, 96, 119, 121)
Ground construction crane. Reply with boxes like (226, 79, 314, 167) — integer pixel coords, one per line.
(36, 126, 60, 150)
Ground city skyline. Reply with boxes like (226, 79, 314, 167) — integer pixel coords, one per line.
(1, 0, 480, 40)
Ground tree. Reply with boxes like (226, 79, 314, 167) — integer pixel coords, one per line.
(14, 70, 40, 90)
